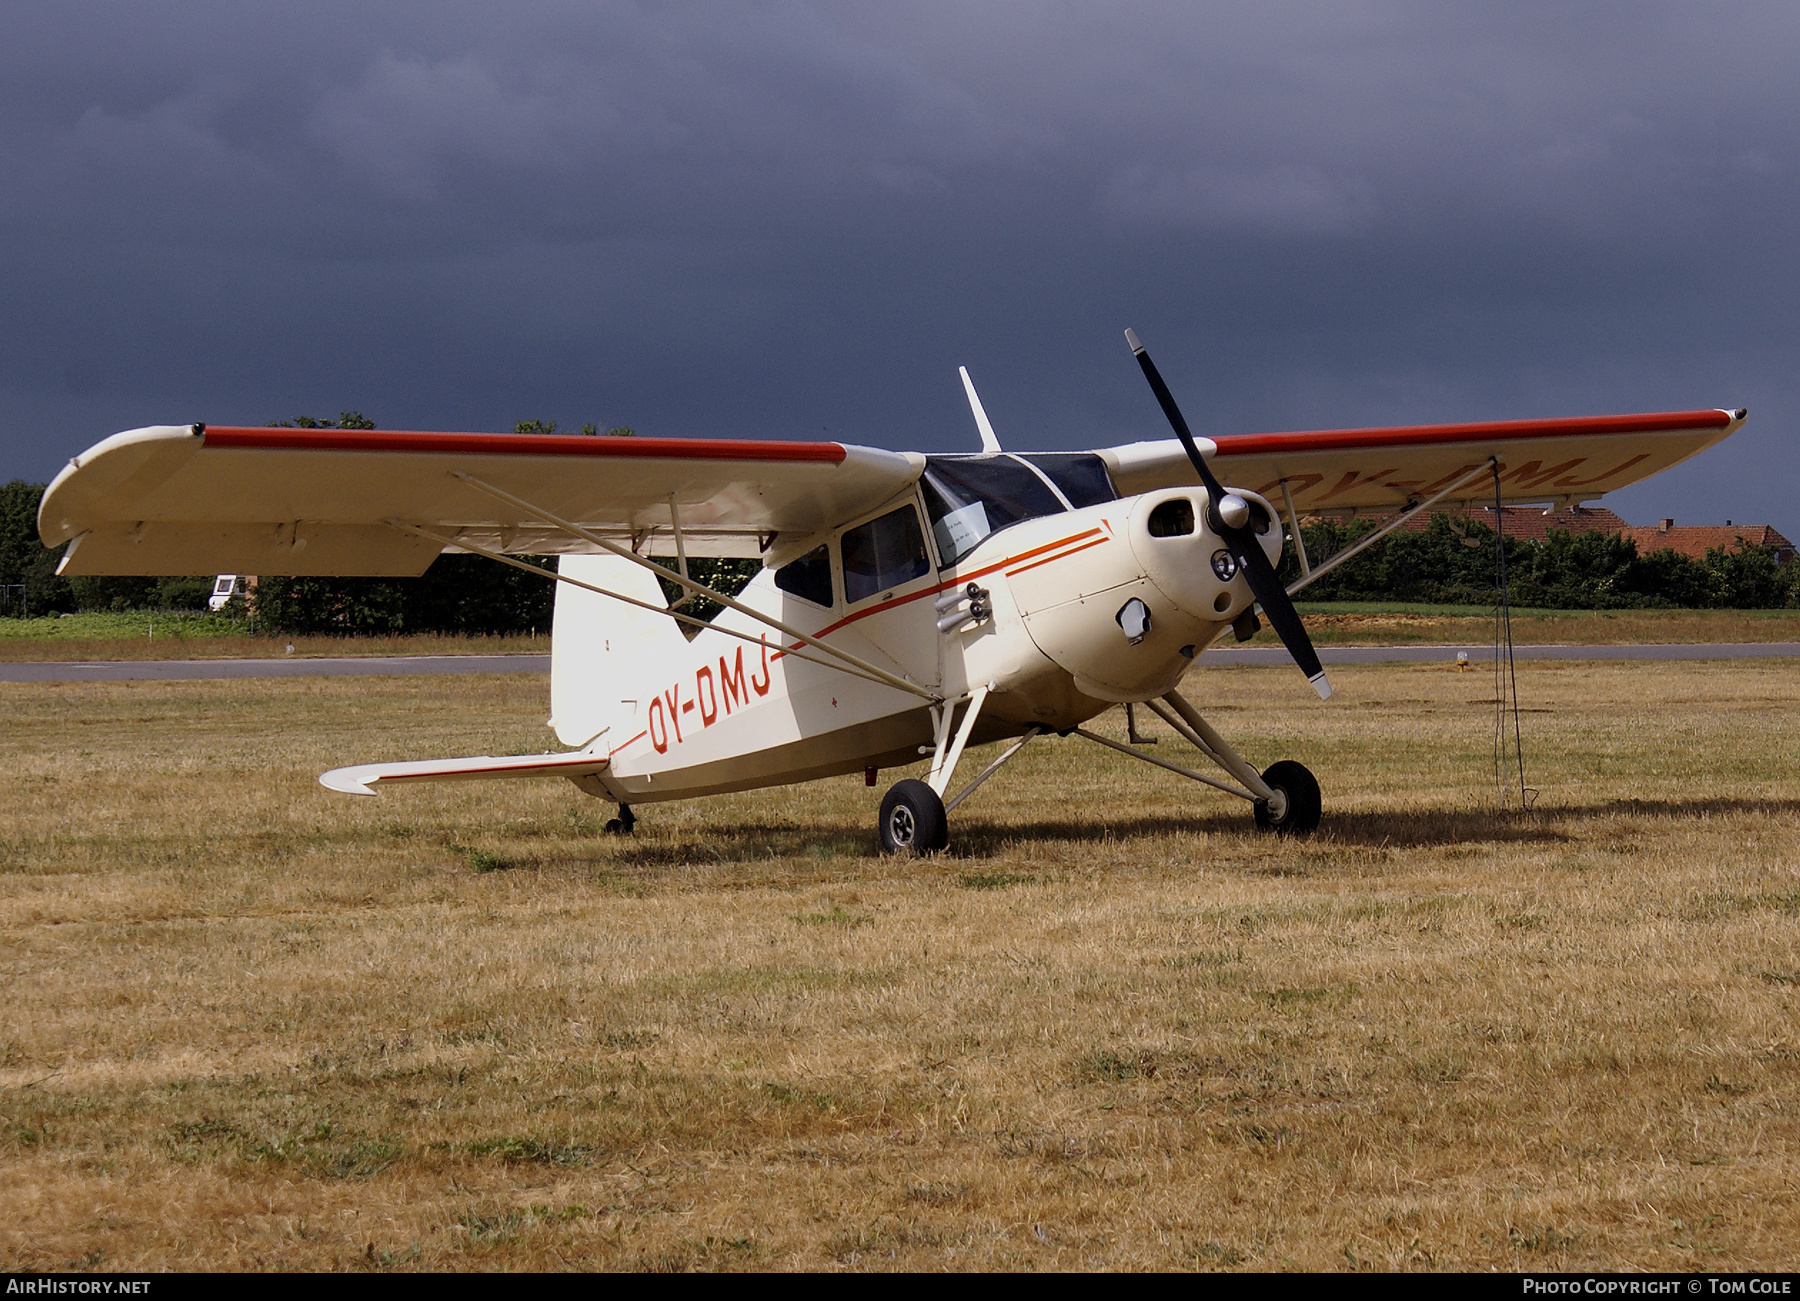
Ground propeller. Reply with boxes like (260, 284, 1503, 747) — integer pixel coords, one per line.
(1125, 328, 1332, 701)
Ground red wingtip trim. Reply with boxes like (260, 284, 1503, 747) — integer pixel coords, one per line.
(200, 427, 848, 464)
(1211, 409, 1733, 457)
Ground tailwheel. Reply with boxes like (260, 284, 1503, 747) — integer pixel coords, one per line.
(879, 778, 948, 855)
(1253, 760, 1321, 837)
(603, 804, 637, 836)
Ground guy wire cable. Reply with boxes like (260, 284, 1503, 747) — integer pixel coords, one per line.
(1491, 463, 1533, 811)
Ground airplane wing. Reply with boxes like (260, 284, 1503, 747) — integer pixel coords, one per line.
(1099, 408, 1746, 513)
(39, 424, 924, 576)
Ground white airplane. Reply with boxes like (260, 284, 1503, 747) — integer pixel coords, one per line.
(37, 332, 1744, 850)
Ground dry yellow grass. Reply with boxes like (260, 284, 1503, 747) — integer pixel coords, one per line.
(1275, 607, 1800, 647)
(1, 660, 1797, 1271)
(0, 631, 548, 662)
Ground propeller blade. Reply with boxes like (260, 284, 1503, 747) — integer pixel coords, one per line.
(1234, 532, 1333, 700)
(1124, 328, 1332, 700)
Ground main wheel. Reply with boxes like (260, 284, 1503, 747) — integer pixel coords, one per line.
(879, 779, 948, 855)
(603, 804, 637, 836)
(1253, 760, 1321, 836)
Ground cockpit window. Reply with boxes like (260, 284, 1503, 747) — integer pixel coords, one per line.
(840, 506, 930, 604)
(920, 453, 1117, 566)
(774, 544, 834, 608)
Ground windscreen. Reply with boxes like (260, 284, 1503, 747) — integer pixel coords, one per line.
(921, 456, 1065, 566)
(1020, 454, 1117, 509)
(920, 453, 1117, 566)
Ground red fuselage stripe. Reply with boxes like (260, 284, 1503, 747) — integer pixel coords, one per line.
(1004, 533, 1111, 578)
(775, 526, 1109, 656)
(201, 427, 848, 464)
(1210, 409, 1732, 458)
(609, 730, 648, 757)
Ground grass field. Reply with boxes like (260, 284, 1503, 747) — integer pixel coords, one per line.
(1268, 605, 1800, 647)
(2, 661, 1798, 1271)
(0, 611, 547, 661)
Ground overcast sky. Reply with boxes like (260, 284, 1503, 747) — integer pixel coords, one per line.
(3, 1, 1795, 526)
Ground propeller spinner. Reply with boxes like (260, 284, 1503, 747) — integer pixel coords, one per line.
(1124, 328, 1333, 701)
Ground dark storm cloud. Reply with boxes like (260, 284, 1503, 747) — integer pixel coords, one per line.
(3, 1, 1796, 524)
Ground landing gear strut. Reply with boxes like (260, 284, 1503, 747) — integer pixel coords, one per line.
(604, 804, 636, 836)
(877, 686, 1058, 855)
(1071, 690, 1324, 837)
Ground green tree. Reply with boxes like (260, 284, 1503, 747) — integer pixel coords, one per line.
(1278, 513, 1799, 610)
(272, 412, 376, 430)
(0, 480, 73, 616)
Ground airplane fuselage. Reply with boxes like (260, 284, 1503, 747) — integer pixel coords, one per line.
(573, 480, 1281, 804)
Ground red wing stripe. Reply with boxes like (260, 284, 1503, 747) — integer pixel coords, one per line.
(1210, 409, 1733, 458)
(201, 427, 848, 464)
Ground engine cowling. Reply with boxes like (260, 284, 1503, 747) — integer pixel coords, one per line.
(1126, 487, 1282, 625)
(1002, 488, 1282, 702)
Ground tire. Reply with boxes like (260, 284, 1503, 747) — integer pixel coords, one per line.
(879, 779, 949, 855)
(1253, 760, 1321, 836)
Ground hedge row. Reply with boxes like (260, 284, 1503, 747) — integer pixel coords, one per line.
(1283, 514, 1799, 609)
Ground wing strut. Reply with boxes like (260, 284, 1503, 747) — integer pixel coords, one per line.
(667, 493, 695, 609)
(389, 521, 924, 696)
(405, 474, 942, 702)
(1284, 458, 1498, 597)
(1279, 479, 1311, 578)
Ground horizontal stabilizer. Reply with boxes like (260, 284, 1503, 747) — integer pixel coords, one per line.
(320, 749, 610, 796)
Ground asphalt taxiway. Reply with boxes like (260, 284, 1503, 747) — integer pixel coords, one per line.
(4, 643, 1799, 683)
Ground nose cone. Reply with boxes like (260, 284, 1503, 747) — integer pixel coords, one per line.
(1127, 488, 1281, 622)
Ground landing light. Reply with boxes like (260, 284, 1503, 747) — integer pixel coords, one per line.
(1211, 549, 1238, 582)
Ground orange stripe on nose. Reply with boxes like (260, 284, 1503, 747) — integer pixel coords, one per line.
(1004, 534, 1110, 578)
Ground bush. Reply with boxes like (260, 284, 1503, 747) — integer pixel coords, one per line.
(0, 480, 72, 616)
(250, 554, 556, 636)
(1282, 514, 1800, 609)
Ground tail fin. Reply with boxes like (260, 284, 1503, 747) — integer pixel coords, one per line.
(550, 554, 688, 749)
